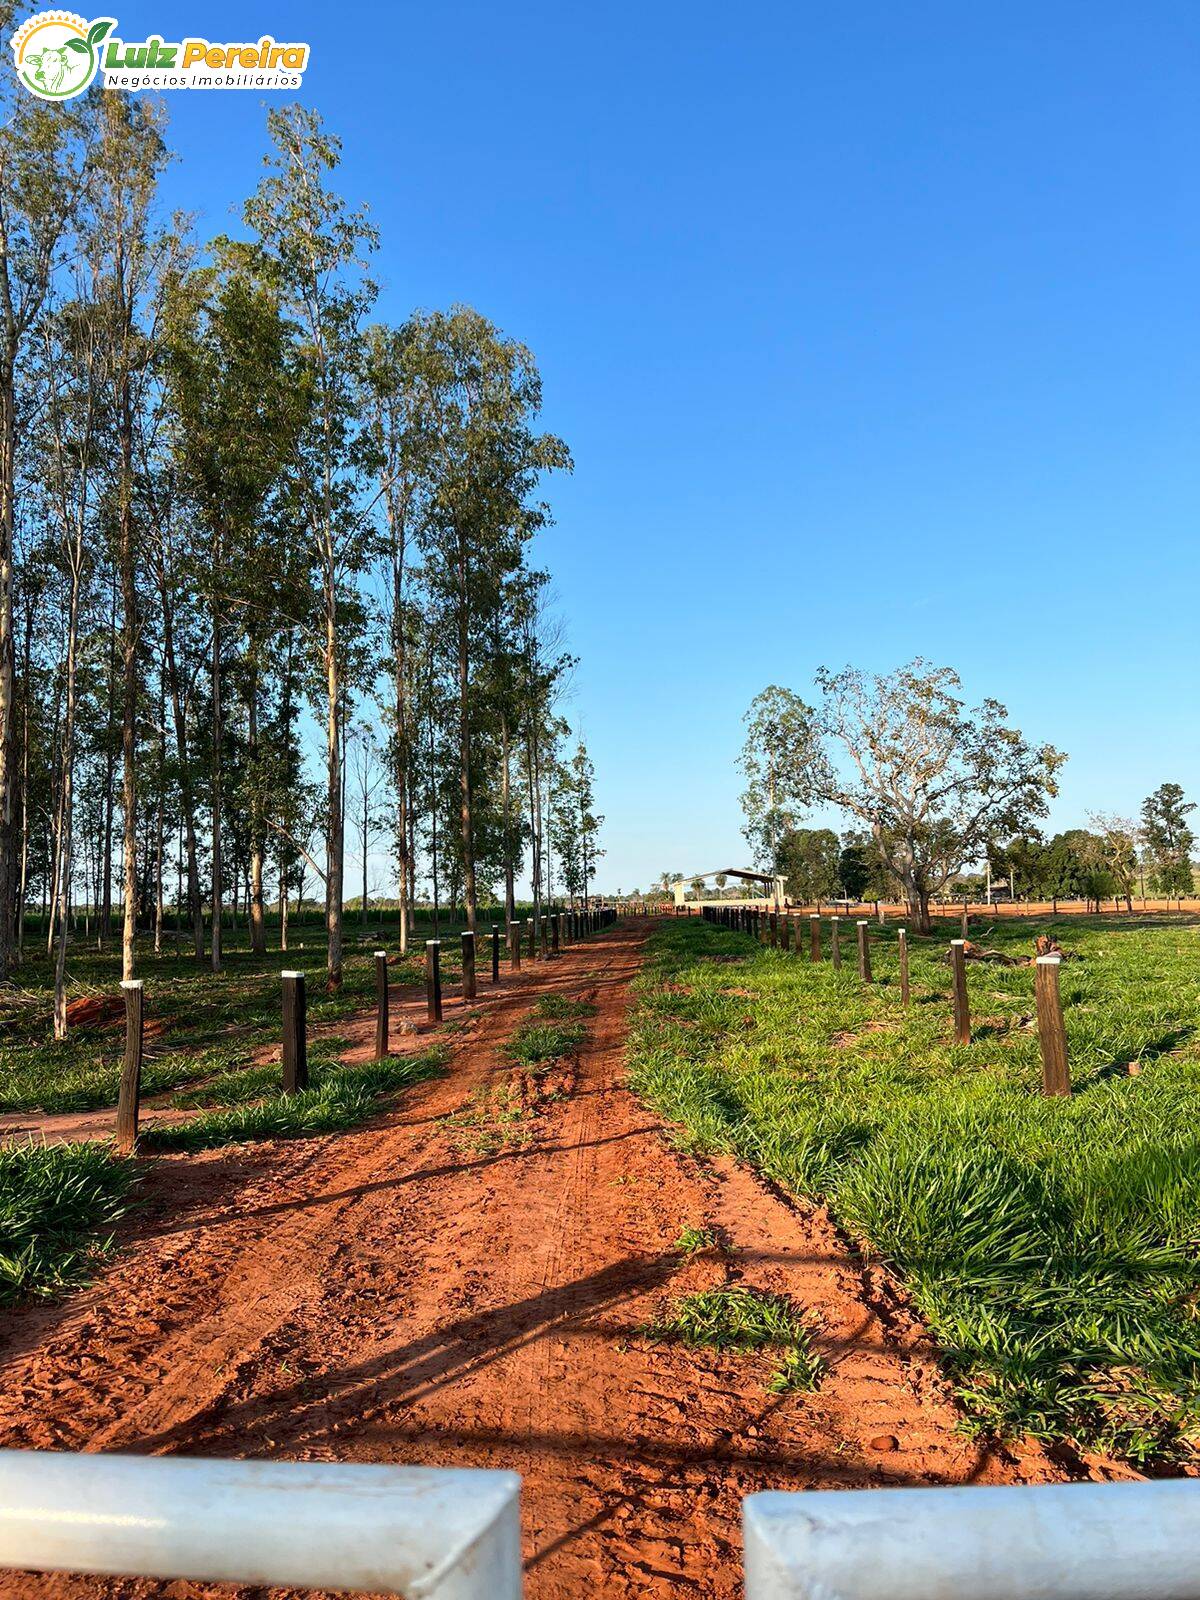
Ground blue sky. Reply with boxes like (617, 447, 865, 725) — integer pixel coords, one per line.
(131, 0, 1199, 893)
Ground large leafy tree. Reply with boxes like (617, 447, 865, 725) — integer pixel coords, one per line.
(777, 826, 840, 905)
(749, 661, 1065, 932)
(1084, 812, 1140, 911)
(739, 685, 806, 870)
(1141, 783, 1195, 899)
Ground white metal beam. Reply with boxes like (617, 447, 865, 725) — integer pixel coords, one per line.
(0, 1450, 522, 1600)
(744, 1481, 1200, 1600)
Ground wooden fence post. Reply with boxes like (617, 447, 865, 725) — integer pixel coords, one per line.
(116, 979, 144, 1155)
(961, 900, 969, 940)
(809, 914, 821, 962)
(857, 920, 872, 983)
(552, 914, 560, 954)
(462, 930, 477, 1000)
(374, 951, 389, 1060)
(898, 928, 910, 1006)
(950, 938, 970, 1044)
(527, 918, 536, 960)
(1035, 954, 1071, 1096)
(426, 940, 443, 1023)
(830, 915, 841, 970)
(491, 924, 501, 983)
(769, 912, 778, 948)
(540, 918, 550, 960)
(282, 970, 308, 1092)
(508, 921, 521, 972)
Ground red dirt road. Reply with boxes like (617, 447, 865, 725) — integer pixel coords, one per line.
(0, 920, 1122, 1598)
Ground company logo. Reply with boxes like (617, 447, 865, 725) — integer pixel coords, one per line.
(9, 12, 310, 95)
(11, 11, 113, 99)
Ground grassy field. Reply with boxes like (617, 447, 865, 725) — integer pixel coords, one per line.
(0, 916, 475, 1302)
(0, 915, 469, 1114)
(627, 914, 1200, 1465)
(0, 1143, 135, 1305)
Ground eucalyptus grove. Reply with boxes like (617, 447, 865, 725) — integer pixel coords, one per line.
(0, 95, 596, 1018)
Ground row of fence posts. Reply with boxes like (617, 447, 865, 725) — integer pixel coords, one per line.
(114, 906, 621, 1154)
(701, 904, 1071, 1097)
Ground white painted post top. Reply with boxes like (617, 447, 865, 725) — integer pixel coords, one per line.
(950, 938, 965, 946)
(120, 980, 143, 990)
(374, 949, 387, 958)
(0, 1451, 522, 1600)
(1037, 953, 1063, 964)
(744, 1481, 1200, 1600)
(280, 970, 304, 980)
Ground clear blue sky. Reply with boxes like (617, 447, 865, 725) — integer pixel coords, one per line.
(137, 0, 1199, 893)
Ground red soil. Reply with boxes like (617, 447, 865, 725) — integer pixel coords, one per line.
(0, 920, 1132, 1599)
(61, 996, 127, 1030)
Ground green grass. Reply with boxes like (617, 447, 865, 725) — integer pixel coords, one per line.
(533, 994, 597, 1020)
(674, 1224, 720, 1254)
(0, 917, 458, 1115)
(141, 1048, 447, 1151)
(442, 1079, 538, 1156)
(501, 994, 595, 1069)
(168, 1037, 353, 1108)
(0, 1143, 135, 1303)
(645, 1283, 823, 1392)
(627, 915, 1200, 1463)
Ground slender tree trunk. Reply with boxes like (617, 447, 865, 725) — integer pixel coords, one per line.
(210, 606, 222, 973)
(428, 693, 439, 939)
(456, 558, 476, 930)
(161, 602, 203, 957)
(325, 583, 343, 988)
(278, 629, 300, 954)
(52, 556, 83, 1039)
(0, 336, 17, 979)
(392, 565, 410, 956)
(118, 389, 138, 982)
(153, 669, 165, 955)
(361, 774, 369, 928)
(15, 599, 31, 959)
(501, 713, 515, 924)
(101, 577, 116, 943)
(247, 646, 265, 956)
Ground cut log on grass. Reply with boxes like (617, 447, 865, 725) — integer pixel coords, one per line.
(950, 939, 1022, 966)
